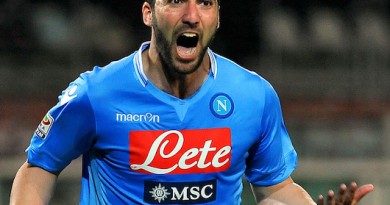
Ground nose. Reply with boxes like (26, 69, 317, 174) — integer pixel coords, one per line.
(182, 2, 200, 27)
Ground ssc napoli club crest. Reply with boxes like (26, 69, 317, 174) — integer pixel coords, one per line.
(209, 93, 234, 119)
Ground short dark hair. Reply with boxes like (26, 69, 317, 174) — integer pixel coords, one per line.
(144, 0, 155, 9)
(144, 0, 220, 7)
(144, 0, 154, 6)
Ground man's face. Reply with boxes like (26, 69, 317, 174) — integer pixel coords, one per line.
(151, 0, 219, 75)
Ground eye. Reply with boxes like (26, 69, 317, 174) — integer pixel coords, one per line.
(201, 0, 213, 6)
(170, 0, 182, 4)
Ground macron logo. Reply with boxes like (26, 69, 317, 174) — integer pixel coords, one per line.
(116, 112, 160, 123)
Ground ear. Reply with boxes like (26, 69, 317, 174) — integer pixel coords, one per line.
(216, 13, 220, 29)
(217, 16, 220, 29)
(216, 6, 220, 29)
(142, 2, 153, 27)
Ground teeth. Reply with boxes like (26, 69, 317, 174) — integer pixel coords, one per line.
(182, 33, 197, 37)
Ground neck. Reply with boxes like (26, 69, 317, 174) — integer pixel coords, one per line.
(142, 47, 211, 99)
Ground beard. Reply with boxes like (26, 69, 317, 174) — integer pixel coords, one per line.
(152, 17, 217, 76)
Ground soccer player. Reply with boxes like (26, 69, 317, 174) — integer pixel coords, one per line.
(10, 0, 373, 204)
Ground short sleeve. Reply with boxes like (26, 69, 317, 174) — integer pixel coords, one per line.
(26, 75, 96, 173)
(245, 83, 297, 186)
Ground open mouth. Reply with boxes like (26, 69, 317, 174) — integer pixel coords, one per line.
(176, 33, 199, 57)
(177, 33, 199, 48)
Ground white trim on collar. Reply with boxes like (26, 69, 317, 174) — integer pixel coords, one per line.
(133, 41, 150, 86)
(134, 41, 217, 87)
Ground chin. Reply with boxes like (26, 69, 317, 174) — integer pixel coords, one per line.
(173, 65, 198, 75)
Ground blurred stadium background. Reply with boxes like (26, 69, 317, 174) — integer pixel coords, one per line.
(0, 0, 389, 204)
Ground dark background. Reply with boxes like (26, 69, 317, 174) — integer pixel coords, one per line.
(0, 0, 389, 204)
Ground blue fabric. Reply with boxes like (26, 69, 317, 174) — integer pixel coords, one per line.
(26, 42, 297, 204)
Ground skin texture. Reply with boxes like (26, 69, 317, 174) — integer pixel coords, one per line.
(251, 177, 316, 205)
(10, 162, 58, 205)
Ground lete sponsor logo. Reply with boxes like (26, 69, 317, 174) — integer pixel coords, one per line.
(129, 128, 232, 174)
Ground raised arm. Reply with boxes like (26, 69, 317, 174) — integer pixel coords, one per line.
(10, 162, 58, 205)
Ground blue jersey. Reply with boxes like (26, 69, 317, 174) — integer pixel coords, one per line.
(27, 42, 297, 204)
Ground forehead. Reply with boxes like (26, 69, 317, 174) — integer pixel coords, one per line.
(154, 0, 219, 4)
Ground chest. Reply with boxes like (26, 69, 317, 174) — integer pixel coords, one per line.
(90, 90, 262, 175)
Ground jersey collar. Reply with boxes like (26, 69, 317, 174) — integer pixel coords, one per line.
(133, 41, 217, 87)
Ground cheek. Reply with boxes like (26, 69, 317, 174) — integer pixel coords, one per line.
(202, 21, 219, 39)
(154, 24, 174, 43)
(210, 16, 220, 29)
(154, 8, 178, 28)
(202, 15, 219, 31)
(154, 15, 177, 36)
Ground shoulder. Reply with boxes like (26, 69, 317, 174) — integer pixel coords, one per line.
(82, 53, 137, 83)
(57, 53, 138, 107)
(213, 53, 276, 94)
